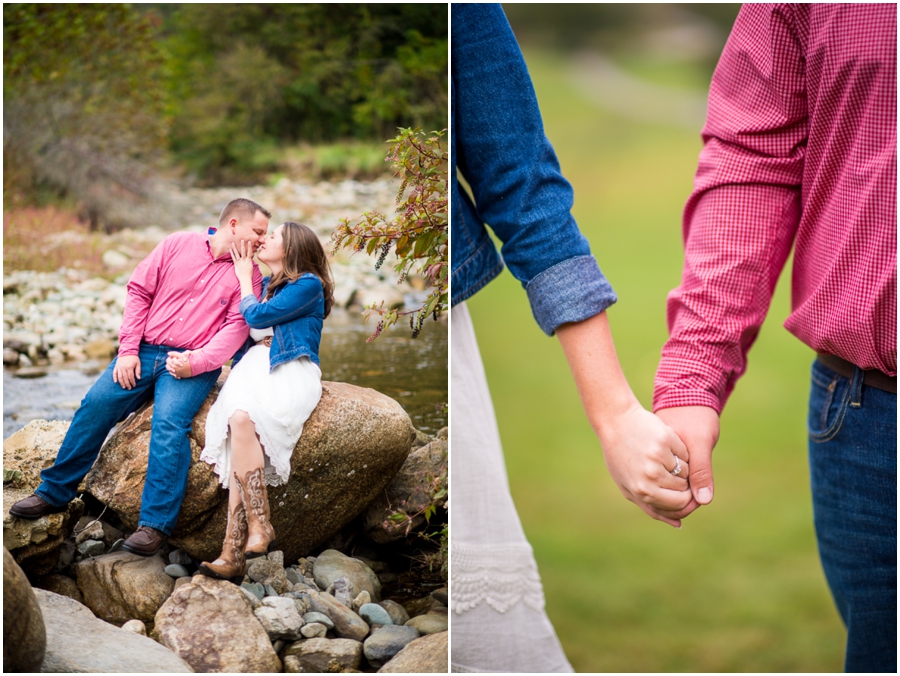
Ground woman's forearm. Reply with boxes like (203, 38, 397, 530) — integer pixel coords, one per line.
(556, 311, 638, 435)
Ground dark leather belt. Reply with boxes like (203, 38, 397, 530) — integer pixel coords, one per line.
(256, 336, 273, 347)
(816, 353, 896, 394)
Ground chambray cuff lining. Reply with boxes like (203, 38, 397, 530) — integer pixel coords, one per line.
(525, 255, 617, 336)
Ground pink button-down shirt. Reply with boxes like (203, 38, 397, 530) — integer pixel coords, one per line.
(118, 231, 263, 375)
(655, 4, 896, 413)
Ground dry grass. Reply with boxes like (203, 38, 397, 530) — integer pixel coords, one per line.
(3, 206, 111, 277)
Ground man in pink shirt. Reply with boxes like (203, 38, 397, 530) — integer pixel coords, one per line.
(10, 198, 267, 557)
(653, 5, 896, 671)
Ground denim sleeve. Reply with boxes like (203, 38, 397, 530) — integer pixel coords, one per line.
(452, 3, 617, 335)
(239, 276, 321, 328)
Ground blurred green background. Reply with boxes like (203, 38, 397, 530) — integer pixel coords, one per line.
(463, 4, 846, 672)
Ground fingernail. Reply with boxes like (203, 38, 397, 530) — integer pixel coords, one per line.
(698, 487, 712, 504)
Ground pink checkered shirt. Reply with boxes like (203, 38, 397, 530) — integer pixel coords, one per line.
(118, 231, 263, 375)
(654, 4, 897, 413)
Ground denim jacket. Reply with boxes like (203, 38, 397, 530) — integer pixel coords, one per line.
(451, 3, 617, 335)
(231, 273, 324, 371)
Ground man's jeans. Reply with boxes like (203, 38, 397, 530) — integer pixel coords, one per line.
(35, 343, 220, 535)
(807, 359, 897, 673)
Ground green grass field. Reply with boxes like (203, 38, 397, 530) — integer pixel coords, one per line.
(464, 49, 846, 672)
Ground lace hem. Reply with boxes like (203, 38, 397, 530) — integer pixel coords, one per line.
(451, 541, 546, 614)
(200, 404, 296, 488)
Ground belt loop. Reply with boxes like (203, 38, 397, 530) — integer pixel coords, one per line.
(850, 366, 864, 408)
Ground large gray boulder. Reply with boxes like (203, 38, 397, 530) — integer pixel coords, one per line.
(34, 588, 192, 672)
(153, 574, 280, 673)
(84, 376, 415, 563)
(73, 550, 174, 625)
(3, 547, 46, 672)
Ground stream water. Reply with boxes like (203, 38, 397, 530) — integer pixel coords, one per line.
(2, 309, 447, 440)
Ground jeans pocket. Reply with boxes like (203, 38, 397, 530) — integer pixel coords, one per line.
(808, 361, 850, 443)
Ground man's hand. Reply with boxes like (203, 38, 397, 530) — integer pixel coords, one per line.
(656, 406, 720, 515)
(166, 351, 193, 380)
(597, 405, 696, 528)
(112, 355, 141, 390)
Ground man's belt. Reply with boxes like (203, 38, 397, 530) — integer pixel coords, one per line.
(816, 353, 896, 394)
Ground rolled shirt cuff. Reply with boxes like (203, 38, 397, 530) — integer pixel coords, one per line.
(525, 255, 617, 336)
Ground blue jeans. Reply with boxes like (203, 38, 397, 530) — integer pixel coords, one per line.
(807, 359, 897, 672)
(36, 343, 221, 535)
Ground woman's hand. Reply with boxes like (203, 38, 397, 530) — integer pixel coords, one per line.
(166, 350, 193, 379)
(230, 239, 255, 283)
(596, 404, 696, 528)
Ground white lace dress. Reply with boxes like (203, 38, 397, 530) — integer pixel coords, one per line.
(451, 302, 573, 673)
(201, 326, 322, 487)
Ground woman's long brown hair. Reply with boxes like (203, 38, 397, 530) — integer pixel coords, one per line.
(264, 222, 335, 318)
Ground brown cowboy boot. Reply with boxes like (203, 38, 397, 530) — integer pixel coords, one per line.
(198, 474, 249, 583)
(242, 467, 277, 559)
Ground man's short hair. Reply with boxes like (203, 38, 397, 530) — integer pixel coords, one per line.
(218, 198, 271, 225)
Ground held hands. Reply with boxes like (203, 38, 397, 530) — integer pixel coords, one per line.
(166, 351, 194, 379)
(656, 406, 720, 518)
(230, 239, 254, 283)
(596, 404, 696, 528)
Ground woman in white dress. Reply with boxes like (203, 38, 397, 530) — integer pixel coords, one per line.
(190, 221, 333, 582)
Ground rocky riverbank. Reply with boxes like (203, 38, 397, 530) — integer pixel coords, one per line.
(4, 412, 448, 672)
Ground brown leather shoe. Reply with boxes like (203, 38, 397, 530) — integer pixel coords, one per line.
(121, 526, 168, 556)
(9, 493, 68, 519)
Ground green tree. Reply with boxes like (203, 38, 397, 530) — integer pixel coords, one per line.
(3, 4, 169, 229)
(159, 4, 447, 182)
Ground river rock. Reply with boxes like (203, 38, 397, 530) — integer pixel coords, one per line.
(353, 589, 372, 611)
(73, 550, 174, 625)
(313, 548, 382, 601)
(282, 637, 364, 673)
(248, 556, 291, 594)
(363, 437, 447, 543)
(35, 588, 192, 672)
(122, 619, 148, 636)
(379, 599, 411, 626)
(364, 625, 421, 667)
(35, 573, 84, 605)
(153, 574, 280, 673)
(301, 622, 328, 638)
(378, 631, 448, 673)
(308, 590, 370, 641)
(3, 421, 85, 574)
(3, 547, 46, 672)
(83, 379, 415, 563)
(304, 611, 335, 630)
(406, 611, 448, 635)
(360, 602, 394, 627)
(254, 595, 305, 641)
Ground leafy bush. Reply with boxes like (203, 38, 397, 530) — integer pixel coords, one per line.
(331, 128, 448, 340)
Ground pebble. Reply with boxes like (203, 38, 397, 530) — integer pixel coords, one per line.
(120, 619, 147, 636)
(165, 564, 190, 578)
(405, 612, 448, 635)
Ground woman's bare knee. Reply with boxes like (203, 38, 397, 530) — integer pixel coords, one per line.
(229, 410, 253, 431)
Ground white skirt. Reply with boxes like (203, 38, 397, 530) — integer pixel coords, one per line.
(201, 345, 322, 488)
(450, 302, 573, 673)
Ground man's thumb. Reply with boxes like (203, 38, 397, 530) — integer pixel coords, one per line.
(689, 445, 714, 504)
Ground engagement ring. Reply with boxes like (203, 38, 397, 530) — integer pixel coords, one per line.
(670, 456, 682, 476)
